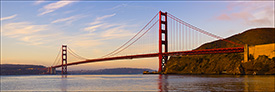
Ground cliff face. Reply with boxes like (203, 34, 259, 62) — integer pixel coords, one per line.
(242, 55, 275, 75)
(165, 53, 245, 74)
(165, 28, 275, 75)
(165, 54, 275, 75)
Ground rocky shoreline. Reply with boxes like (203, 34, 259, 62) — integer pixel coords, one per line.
(165, 53, 274, 75)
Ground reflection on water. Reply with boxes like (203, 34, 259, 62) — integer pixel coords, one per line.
(61, 75, 67, 92)
(158, 74, 168, 91)
(243, 75, 274, 91)
(158, 75, 274, 91)
(1, 74, 274, 91)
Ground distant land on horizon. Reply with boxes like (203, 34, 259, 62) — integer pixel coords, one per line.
(69, 68, 155, 74)
(0, 64, 154, 75)
(0, 64, 47, 75)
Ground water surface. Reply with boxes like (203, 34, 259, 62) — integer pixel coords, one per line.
(1, 74, 274, 91)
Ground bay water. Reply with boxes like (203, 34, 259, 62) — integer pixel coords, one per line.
(1, 74, 274, 91)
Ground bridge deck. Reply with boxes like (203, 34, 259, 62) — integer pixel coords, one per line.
(51, 47, 244, 68)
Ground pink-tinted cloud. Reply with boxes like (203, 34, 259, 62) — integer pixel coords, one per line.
(215, 14, 231, 20)
(215, 1, 274, 26)
(34, 0, 45, 5)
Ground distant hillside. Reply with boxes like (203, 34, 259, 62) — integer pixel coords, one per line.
(166, 28, 275, 75)
(69, 68, 154, 74)
(197, 28, 275, 50)
(0, 64, 47, 75)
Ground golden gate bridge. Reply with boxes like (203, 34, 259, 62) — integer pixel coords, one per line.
(47, 11, 244, 74)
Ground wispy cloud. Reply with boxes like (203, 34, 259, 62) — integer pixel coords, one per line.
(215, 14, 231, 20)
(2, 12, 134, 58)
(2, 22, 51, 45)
(51, 15, 83, 24)
(110, 4, 127, 10)
(84, 24, 104, 32)
(214, 2, 274, 26)
(18, 34, 54, 45)
(100, 25, 134, 39)
(82, 13, 137, 45)
(2, 21, 104, 47)
(34, 0, 45, 5)
(2, 22, 46, 37)
(38, 0, 76, 16)
(88, 21, 101, 26)
(96, 13, 116, 21)
(84, 23, 135, 40)
(67, 35, 104, 48)
(0, 14, 17, 21)
(85, 13, 116, 32)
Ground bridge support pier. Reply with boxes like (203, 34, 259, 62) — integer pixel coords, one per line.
(48, 67, 56, 74)
(244, 44, 249, 62)
(158, 11, 168, 73)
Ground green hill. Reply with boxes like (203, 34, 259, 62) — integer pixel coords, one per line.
(196, 28, 275, 50)
(165, 28, 275, 75)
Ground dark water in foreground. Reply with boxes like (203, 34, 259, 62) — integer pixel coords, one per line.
(1, 74, 274, 91)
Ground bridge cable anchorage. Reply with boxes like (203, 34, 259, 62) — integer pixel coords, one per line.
(51, 47, 62, 66)
(107, 20, 159, 57)
(167, 13, 243, 47)
(67, 47, 87, 60)
(101, 13, 159, 58)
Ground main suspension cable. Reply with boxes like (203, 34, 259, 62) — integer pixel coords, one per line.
(68, 47, 87, 60)
(108, 20, 159, 57)
(51, 47, 62, 66)
(167, 13, 243, 47)
(102, 13, 159, 58)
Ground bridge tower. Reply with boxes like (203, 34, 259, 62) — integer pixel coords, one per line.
(158, 11, 168, 73)
(62, 45, 67, 74)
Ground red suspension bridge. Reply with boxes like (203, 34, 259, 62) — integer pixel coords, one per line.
(48, 11, 244, 74)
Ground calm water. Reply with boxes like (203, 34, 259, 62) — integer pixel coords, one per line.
(1, 74, 274, 91)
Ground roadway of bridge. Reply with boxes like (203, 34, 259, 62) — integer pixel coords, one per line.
(51, 47, 244, 68)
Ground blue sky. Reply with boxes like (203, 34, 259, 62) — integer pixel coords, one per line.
(1, 0, 274, 70)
